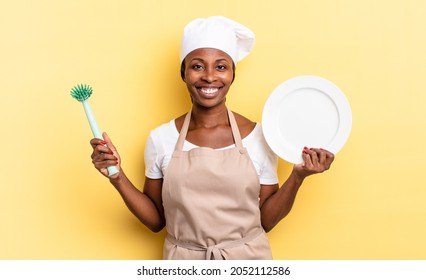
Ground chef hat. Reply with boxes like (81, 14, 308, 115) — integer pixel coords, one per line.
(180, 16, 255, 64)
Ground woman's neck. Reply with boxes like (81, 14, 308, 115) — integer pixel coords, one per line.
(190, 104, 229, 129)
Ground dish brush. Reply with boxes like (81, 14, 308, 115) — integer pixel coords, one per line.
(70, 84, 119, 177)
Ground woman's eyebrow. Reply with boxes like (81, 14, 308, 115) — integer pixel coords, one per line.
(188, 58, 230, 63)
(215, 58, 230, 63)
(188, 57, 204, 63)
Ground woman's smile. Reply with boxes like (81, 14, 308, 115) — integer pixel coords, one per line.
(199, 87, 219, 95)
(195, 86, 221, 99)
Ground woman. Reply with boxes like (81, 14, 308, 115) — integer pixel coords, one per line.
(90, 16, 334, 260)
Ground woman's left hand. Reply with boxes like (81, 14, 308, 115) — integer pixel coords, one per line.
(293, 147, 335, 179)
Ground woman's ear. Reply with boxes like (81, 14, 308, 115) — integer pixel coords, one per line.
(180, 61, 186, 81)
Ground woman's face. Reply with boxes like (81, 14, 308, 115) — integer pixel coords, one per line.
(183, 48, 234, 109)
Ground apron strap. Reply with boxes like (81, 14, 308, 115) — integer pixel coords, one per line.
(175, 110, 192, 151)
(175, 107, 244, 151)
(227, 107, 243, 150)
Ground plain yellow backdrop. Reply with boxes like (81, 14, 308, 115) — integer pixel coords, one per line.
(1, 0, 425, 259)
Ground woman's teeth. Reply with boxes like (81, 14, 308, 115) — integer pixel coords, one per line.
(200, 88, 218, 94)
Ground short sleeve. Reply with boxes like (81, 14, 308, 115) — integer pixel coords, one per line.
(144, 132, 163, 179)
(243, 123, 279, 185)
(259, 145, 279, 185)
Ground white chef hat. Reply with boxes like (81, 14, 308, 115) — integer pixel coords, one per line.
(180, 16, 255, 64)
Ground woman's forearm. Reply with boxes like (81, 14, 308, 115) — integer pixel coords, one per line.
(109, 171, 165, 232)
(260, 171, 305, 232)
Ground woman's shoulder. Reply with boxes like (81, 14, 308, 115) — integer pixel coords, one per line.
(231, 111, 257, 139)
(172, 113, 187, 134)
(150, 118, 179, 140)
(147, 119, 179, 156)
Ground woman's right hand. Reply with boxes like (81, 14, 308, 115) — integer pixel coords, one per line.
(90, 132, 121, 178)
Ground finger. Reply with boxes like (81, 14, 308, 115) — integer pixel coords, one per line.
(311, 148, 327, 166)
(94, 161, 118, 177)
(305, 148, 319, 165)
(93, 156, 119, 168)
(324, 150, 335, 169)
(102, 132, 116, 152)
(314, 148, 335, 170)
(103, 132, 122, 167)
(99, 167, 108, 177)
(91, 144, 113, 159)
(90, 138, 107, 149)
(92, 152, 117, 163)
(92, 156, 119, 177)
(302, 148, 313, 168)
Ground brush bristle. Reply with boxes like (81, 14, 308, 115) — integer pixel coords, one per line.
(70, 84, 93, 102)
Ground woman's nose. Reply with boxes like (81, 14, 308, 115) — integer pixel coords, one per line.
(201, 67, 216, 82)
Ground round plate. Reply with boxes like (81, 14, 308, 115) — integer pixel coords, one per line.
(262, 75, 352, 164)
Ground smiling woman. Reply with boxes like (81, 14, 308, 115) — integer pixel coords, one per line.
(89, 15, 335, 260)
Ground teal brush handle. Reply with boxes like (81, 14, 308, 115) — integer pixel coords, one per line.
(82, 100, 119, 177)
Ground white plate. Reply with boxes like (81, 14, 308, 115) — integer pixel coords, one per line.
(262, 75, 352, 164)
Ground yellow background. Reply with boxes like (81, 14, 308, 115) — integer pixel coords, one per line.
(1, 0, 425, 259)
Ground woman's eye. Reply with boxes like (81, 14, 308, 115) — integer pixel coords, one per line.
(217, 65, 227, 71)
(192, 64, 204, 70)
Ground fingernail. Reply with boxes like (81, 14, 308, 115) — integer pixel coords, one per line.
(310, 148, 314, 150)
(101, 141, 107, 145)
(303, 146, 308, 150)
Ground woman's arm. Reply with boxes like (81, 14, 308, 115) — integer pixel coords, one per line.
(90, 132, 165, 232)
(110, 174, 165, 232)
(259, 147, 334, 232)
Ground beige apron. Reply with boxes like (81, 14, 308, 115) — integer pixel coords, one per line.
(162, 108, 272, 260)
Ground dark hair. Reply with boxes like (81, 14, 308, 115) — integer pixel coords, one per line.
(180, 61, 236, 82)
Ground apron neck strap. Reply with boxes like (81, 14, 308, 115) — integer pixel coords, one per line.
(227, 107, 243, 149)
(175, 110, 192, 151)
(175, 107, 243, 151)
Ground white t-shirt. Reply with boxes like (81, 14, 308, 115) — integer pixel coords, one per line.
(144, 119, 279, 185)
